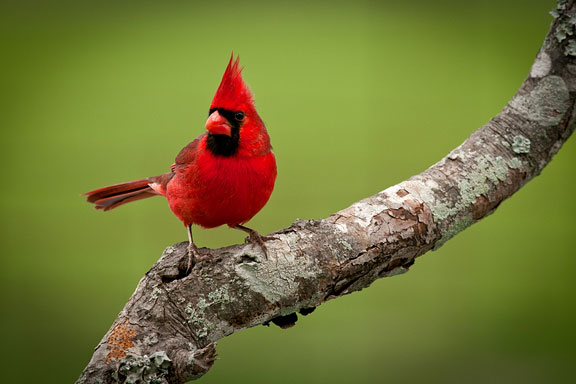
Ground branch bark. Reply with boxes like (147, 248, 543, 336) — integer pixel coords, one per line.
(77, 2, 576, 383)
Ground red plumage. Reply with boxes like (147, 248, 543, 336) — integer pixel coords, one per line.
(211, 55, 254, 113)
(84, 54, 277, 269)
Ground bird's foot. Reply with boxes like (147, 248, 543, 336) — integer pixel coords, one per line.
(233, 224, 279, 259)
(186, 243, 209, 274)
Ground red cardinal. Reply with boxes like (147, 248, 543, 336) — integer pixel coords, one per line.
(84, 55, 277, 270)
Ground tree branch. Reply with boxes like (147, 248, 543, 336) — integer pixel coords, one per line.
(77, 2, 576, 383)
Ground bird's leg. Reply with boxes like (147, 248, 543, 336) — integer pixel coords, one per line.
(186, 225, 201, 273)
(232, 224, 278, 259)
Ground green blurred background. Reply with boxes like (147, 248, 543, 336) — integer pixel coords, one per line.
(1, 0, 574, 383)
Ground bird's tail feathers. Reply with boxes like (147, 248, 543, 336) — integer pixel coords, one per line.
(84, 178, 158, 211)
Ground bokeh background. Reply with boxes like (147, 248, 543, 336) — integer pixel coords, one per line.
(1, 0, 574, 383)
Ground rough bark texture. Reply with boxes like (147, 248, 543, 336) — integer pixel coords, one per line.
(77, 2, 576, 383)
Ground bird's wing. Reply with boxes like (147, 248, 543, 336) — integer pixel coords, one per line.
(173, 135, 204, 169)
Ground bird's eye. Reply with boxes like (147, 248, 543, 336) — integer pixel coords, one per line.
(235, 111, 245, 121)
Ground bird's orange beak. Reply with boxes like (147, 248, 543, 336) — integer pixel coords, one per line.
(205, 110, 232, 137)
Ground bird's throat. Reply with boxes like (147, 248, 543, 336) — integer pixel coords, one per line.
(206, 130, 240, 156)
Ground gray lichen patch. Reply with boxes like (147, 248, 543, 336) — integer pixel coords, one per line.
(114, 351, 172, 384)
(150, 285, 163, 301)
(340, 240, 353, 251)
(530, 51, 552, 78)
(401, 178, 444, 218)
(565, 40, 576, 57)
(555, 16, 574, 43)
(551, 0, 576, 55)
(433, 214, 473, 250)
(508, 76, 569, 126)
(512, 135, 531, 154)
(403, 152, 523, 243)
(163, 245, 176, 255)
(455, 155, 508, 201)
(150, 351, 172, 370)
(143, 333, 159, 346)
(184, 286, 234, 340)
(508, 157, 523, 169)
(235, 235, 322, 304)
(449, 156, 505, 216)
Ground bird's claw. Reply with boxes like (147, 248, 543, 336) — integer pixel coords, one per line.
(244, 233, 278, 244)
(186, 244, 209, 274)
(244, 233, 280, 259)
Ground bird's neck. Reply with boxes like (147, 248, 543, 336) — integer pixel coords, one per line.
(206, 128, 240, 157)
